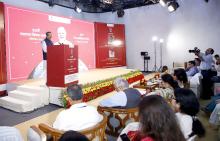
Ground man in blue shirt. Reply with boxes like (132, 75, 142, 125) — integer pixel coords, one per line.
(186, 60, 199, 77)
(99, 77, 142, 108)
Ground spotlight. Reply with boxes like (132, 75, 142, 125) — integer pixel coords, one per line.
(76, 7, 82, 13)
(159, 39, 164, 43)
(159, 0, 167, 7)
(117, 9, 125, 18)
(152, 36, 158, 42)
(102, 0, 113, 4)
(168, 1, 179, 12)
(74, 6, 82, 13)
(48, 0, 54, 7)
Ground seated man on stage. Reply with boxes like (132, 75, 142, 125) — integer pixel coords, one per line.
(99, 77, 142, 108)
(53, 84, 103, 131)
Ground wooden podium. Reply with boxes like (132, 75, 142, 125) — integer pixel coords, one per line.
(47, 45, 78, 87)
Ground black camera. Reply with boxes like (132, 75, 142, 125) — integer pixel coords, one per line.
(189, 47, 200, 53)
(141, 52, 150, 60)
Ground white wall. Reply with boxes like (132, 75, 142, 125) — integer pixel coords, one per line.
(2, 0, 220, 71)
(124, 0, 220, 71)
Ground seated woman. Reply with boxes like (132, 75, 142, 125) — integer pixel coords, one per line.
(117, 95, 185, 141)
(161, 65, 169, 73)
(171, 88, 205, 140)
(173, 68, 189, 88)
(146, 74, 179, 100)
(99, 77, 142, 108)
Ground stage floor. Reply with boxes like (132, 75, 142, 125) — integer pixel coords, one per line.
(11, 67, 136, 86)
(12, 68, 155, 140)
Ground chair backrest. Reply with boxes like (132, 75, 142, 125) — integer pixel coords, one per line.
(97, 106, 139, 137)
(28, 125, 47, 141)
(38, 114, 107, 141)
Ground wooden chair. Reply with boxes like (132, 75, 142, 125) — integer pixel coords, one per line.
(28, 125, 47, 141)
(38, 114, 107, 141)
(97, 106, 139, 137)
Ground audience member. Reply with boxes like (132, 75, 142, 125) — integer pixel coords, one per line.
(173, 68, 189, 88)
(211, 54, 220, 83)
(172, 88, 205, 140)
(201, 94, 220, 114)
(195, 58, 201, 71)
(186, 60, 199, 77)
(59, 131, 89, 141)
(0, 126, 23, 141)
(53, 84, 102, 131)
(147, 74, 179, 100)
(209, 103, 220, 128)
(195, 48, 215, 99)
(117, 95, 185, 141)
(99, 77, 142, 108)
(161, 65, 169, 73)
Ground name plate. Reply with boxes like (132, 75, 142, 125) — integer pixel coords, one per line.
(64, 73, 78, 84)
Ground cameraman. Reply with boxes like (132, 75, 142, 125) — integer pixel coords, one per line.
(195, 48, 215, 99)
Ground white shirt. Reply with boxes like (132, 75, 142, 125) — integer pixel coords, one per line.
(176, 112, 193, 139)
(53, 103, 103, 131)
(99, 91, 127, 107)
(199, 53, 214, 70)
(41, 40, 47, 52)
(117, 122, 139, 141)
(0, 127, 23, 141)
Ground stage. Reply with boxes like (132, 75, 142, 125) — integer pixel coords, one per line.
(0, 68, 144, 112)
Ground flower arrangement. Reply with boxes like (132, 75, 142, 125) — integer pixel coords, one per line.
(60, 70, 144, 108)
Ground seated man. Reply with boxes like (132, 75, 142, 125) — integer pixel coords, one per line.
(186, 60, 199, 77)
(0, 126, 23, 141)
(99, 77, 142, 108)
(53, 84, 102, 131)
(211, 54, 220, 83)
(209, 103, 220, 128)
(201, 93, 220, 114)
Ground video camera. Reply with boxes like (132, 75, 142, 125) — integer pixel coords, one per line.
(189, 47, 200, 54)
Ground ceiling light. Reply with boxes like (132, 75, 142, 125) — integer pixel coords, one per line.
(74, 7, 82, 13)
(152, 36, 158, 41)
(48, 0, 54, 7)
(168, 1, 179, 12)
(159, 0, 167, 7)
(102, 0, 113, 4)
(117, 9, 125, 18)
(159, 39, 164, 43)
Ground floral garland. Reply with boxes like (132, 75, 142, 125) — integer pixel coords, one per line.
(61, 70, 144, 108)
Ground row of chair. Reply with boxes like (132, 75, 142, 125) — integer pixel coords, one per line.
(30, 106, 139, 141)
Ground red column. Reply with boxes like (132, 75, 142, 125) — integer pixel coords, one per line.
(0, 2, 7, 96)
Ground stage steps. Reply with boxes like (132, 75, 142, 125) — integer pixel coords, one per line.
(0, 96, 33, 113)
(0, 84, 49, 113)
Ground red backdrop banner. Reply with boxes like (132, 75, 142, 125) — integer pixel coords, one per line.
(4, 5, 95, 82)
(95, 22, 126, 68)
